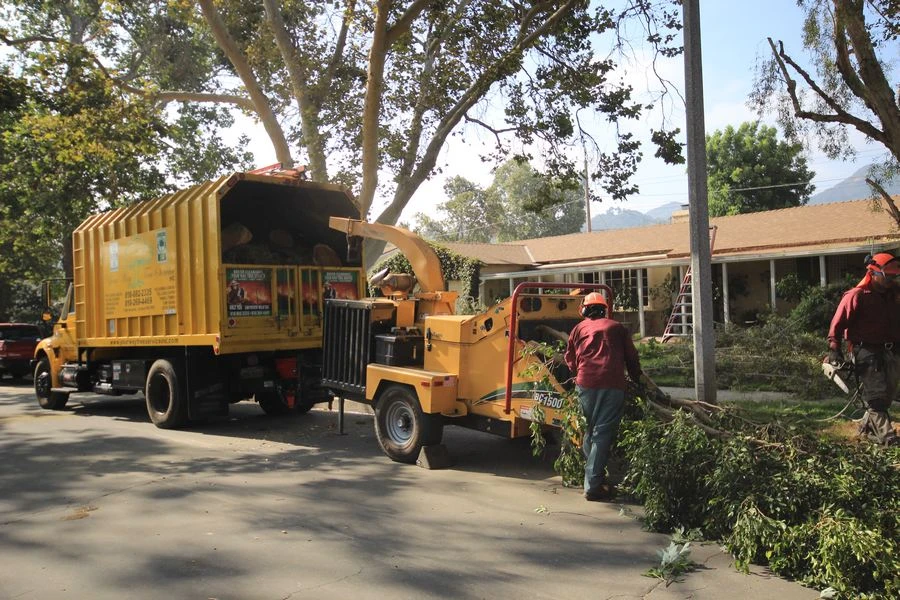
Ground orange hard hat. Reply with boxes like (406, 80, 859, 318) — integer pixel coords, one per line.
(866, 252, 900, 275)
(582, 292, 608, 307)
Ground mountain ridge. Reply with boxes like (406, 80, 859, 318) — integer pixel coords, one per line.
(587, 164, 899, 231)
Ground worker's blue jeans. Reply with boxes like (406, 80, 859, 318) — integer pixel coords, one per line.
(577, 386, 625, 496)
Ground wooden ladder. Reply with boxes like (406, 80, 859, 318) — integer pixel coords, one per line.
(661, 226, 717, 342)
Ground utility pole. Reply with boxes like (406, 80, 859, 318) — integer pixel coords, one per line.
(682, 0, 717, 404)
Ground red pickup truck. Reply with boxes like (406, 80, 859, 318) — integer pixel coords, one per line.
(0, 323, 42, 380)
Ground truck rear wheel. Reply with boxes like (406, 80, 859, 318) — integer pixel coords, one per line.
(34, 356, 69, 410)
(256, 389, 291, 415)
(145, 359, 188, 429)
(257, 389, 318, 415)
(374, 385, 443, 464)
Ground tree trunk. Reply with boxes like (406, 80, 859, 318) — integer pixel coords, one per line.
(358, 0, 391, 219)
(197, 0, 294, 169)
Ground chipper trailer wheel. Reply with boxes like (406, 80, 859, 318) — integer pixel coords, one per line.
(34, 356, 69, 410)
(374, 385, 443, 463)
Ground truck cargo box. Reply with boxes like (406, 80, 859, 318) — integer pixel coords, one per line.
(72, 172, 364, 355)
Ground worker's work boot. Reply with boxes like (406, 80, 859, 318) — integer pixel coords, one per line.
(584, 483, 616, 502)
(857, 409, 898, 445)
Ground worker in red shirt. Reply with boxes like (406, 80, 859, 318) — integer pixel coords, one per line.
(827, 252, 900, 445)
(565, 292, 642, 501)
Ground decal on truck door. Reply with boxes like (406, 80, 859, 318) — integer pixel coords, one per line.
(102, 228, 177, 318)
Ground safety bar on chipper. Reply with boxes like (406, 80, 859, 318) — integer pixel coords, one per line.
(505, 282, 614, 415)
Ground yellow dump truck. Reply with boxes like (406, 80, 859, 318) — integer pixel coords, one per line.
(322, 217, 613, 463)
(33, 169, 364, 427)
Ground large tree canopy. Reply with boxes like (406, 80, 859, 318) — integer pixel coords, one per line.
(0, 1, 253, 319)
(706, 122, 814, 217)
(751, 0, 899, 222)
(413, 160, 586, 242)
(2, 1, 684, 223)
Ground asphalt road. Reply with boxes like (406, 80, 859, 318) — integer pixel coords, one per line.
(0, 378, 819, 600)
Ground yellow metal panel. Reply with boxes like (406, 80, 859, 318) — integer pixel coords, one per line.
(71, 173, 360, 351)
(365, 364, 458, 414)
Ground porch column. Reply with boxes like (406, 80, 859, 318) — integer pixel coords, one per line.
(637, 268, 646, 338)
(819, 255, 827, 287)
(508, 278, 514, 297)
(722, 262, 730, 324)
(769, 259, 777, 310)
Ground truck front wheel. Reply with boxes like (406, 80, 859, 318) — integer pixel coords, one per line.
(145, 359, 188, 429)
(34, 356, 69, 410)
(374, 385, 443, 464)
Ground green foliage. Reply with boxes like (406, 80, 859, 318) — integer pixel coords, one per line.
(788, 280, 854, 336)
(523, 341, 585, 488)
(706, 122, 814, 217)
(644, 541, 697, 586)
(547, 388, 586, 488)
(412, 160, 586, 242)
(749, 0, 898, 201)
(373, 244, 482, 303)
(639, 315, 834, 398)
(617, 405, 900, 599)
(619, 409, 718, 531)
(774, 273, 810, 302)
(0, 4, 253, 319)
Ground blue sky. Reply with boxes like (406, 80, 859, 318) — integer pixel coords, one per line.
(239, 1, 888, 221)
(399, 0, 887, 222)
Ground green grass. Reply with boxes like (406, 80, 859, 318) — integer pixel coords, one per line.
(723, 398, 861, 430)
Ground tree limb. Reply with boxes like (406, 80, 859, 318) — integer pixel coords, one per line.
(262, 0, 327, 179)
(375, 0, 580, 226)
(197, 0, 294, 168)
(767, 37, 887, 145)
(866, 177, 900, 228)
(358, 0, 393, 218)
(385, 0, 432, 46)
(834, 0, 900, 161)
(0, 33, 58, 46)
(88, 54, 257, 111)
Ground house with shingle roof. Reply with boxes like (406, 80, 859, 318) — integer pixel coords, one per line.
(434, 198, 900, 337)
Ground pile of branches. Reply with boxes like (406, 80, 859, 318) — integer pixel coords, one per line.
(615, 383, 899, 599)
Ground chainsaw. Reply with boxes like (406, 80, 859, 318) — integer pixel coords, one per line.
(822, 360, 855, 395)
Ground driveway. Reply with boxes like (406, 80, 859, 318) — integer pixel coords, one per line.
(0, 381, 818, 599)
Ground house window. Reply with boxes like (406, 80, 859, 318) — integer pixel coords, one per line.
(827, 253, 869, 285)
(605, 269, 648, 309)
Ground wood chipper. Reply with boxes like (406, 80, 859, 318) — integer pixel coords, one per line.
(322, 217, 613, 463)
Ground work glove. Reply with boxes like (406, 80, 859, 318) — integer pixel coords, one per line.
(826, 348, 844, 366)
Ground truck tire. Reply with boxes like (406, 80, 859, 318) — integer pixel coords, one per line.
(34, 356, 69, 410)
(256, 390, 317, 415)
(256, 389, 291, 415)
(374, 385, 443, 464)
(145, 359, 188, 429)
